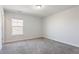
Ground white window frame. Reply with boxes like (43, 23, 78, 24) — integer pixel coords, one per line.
(11, 18, 23, 35)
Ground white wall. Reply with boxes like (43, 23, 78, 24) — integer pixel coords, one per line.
(4, 6, 79, 47)
(4, 11, 42, 43)
(43, 6, 79, 47)
(0, 6, 4, 49)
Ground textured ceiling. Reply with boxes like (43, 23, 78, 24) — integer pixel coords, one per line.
(3, 5, 77, 18)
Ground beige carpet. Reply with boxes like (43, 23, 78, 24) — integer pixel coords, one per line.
(0, 38, 79, 54)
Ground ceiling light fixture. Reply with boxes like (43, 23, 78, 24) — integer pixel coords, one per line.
(33, 5, 44, 9)
(35, 5, 42, 9)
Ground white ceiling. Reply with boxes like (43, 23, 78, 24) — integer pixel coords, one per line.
(3, 5, 77, 18)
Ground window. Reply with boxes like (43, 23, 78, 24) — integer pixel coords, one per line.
(11, 18, 23, 35)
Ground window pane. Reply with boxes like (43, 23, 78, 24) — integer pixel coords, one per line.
(12, 27, 23, 31)
(12, 18, 23, 26)
(12, 27, 23, 35)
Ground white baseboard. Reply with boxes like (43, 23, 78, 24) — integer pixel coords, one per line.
(44, 36, 79, 48)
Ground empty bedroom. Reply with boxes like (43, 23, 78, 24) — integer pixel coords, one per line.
(0, 5, 79, 54)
